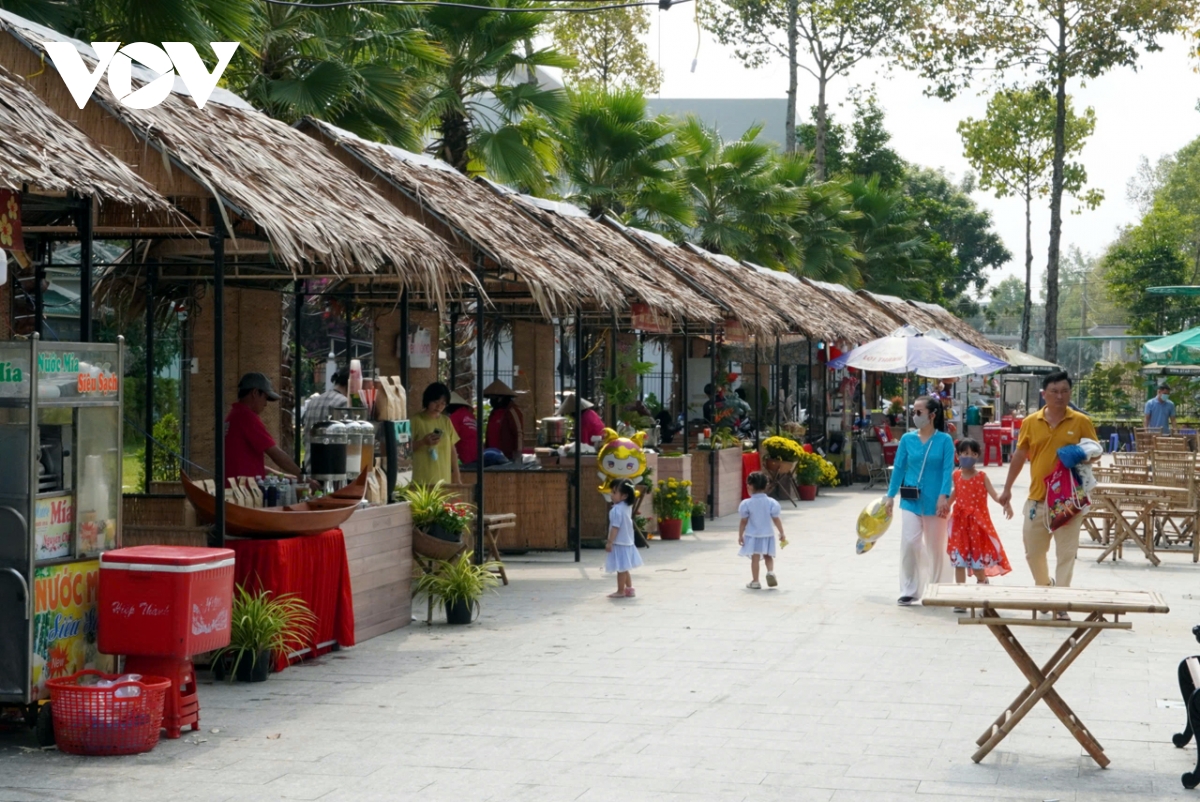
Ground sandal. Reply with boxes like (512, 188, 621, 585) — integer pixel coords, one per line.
(746, 581, 761, 590)
(608, 591, 626, 599)
(625, 587, 636, 597)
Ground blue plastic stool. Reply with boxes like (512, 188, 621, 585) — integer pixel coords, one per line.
(1110, 433, 1120, 453)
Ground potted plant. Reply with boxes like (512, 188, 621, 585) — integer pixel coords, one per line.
(401, 482, 475, 560)
(761, 435, 805, 474)
(653, 478, 692, 539)
(794, 450, 823, 502)
(213, 585, 316, 683)
(690, 500, 707, 532)
(816, 455, 840, 496)
(415, 550, 502, 624)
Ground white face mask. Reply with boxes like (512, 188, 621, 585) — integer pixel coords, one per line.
(913, 413, 929, 427)
(1161, 393, 1171, 402)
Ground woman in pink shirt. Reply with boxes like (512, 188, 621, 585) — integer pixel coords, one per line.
(446, 391, 478, 466)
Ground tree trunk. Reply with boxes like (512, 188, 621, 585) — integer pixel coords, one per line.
(439, 110, 471, 175)
(1043, 8, 1068, 363)
(1020, 187, 1033, 354)
(785, 0, 799, 154)
(815, 70, 828, 180)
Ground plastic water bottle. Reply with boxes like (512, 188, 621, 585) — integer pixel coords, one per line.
(265, 476, 278, 507)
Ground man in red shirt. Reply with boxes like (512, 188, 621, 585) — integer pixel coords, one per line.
(224, 372, 304, 480)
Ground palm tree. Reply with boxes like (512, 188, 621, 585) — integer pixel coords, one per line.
(5, 0, 250, 45)
(844, 175, 931, 296)
(554, 88, 692, 229)
(674, 118, 801, 266)
(225, 4, 444, 149)
(772, 153, 862, 284)
(419, 0, 574, 190)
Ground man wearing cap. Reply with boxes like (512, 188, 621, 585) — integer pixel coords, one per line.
(225, 372, 305, 481)
(1144, 382, 1176, 435)
(301, 367, 349, 469)
(484, 380, 525, 461)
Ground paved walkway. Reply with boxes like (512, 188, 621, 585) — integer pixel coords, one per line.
(3, 466, 1200, 801)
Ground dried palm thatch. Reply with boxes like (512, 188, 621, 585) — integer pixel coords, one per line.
(607, 222, 786, 336)
(800, 279, 894, 340)
(741, 261, 877, 344)
(913, 301, 1005, 357)
(302, 118, 623, 319)
(857, 290, 946, 335)
(496, 190, 720, 325)
(0, 63, 171, 211)
(1, 15, 468, 300)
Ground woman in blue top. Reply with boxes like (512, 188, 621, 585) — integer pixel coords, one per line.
(885, 396, 955, 606)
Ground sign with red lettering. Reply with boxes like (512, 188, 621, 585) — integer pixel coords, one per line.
(35, 494, 74, 560)
(76, 371, 119, 394)
(32, 561, 99, 700)
(631, 303, 673, 335)
(722, 319, 749, 345)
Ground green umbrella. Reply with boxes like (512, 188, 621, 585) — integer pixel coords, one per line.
(1141, 325, 1200, 364)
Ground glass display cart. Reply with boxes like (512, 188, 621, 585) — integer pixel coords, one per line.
(0, 337, 123, 738)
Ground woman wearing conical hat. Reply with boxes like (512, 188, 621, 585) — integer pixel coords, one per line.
(484, 380, 525, 461)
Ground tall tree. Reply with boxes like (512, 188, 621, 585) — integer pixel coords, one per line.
(554, 88, 693, 229)
(985, 276, 1030, 336)
(674, 118, 802, 266)
(904, 0, 1194, 361)
(2, 0, 249, 43)
(224, 5, 445, 149)
(420, 0, 574, 190)
(844, 175, 930, 295)
(958, 87, 1102, 353)
(551, 4, 663, 94)
(773, 153, 862, 283)
(700, 0, 920, 174)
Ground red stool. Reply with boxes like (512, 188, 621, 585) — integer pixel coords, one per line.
(123, 656, 199, 739)
(982, 426, 1004, 466)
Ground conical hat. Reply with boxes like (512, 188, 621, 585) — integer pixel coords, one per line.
(448, 391, 471, 407)
(482, 380, 522, 397)
(556, 394, 594, 414)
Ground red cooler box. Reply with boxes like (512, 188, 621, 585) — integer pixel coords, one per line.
(99, 546, 235, 659)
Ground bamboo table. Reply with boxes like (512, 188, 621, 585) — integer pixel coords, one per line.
(923, 584, 1169, 767)
(1091, 483, 1189, 566)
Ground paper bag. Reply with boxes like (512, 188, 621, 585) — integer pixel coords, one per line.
(376, 376, 407, 421)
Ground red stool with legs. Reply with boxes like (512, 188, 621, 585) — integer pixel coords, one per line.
(982, 426, 1004, 466)
(123, 656, 198, 739)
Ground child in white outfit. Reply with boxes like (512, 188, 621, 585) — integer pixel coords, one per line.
(738, 471, 787, 589)
(605, 479, 643, 598)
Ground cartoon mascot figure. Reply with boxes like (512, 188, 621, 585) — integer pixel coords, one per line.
(596, 428, 647, 494)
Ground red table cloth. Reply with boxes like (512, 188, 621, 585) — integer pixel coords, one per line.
(741, 451, 762, 500)
(228, 528, 355, 672)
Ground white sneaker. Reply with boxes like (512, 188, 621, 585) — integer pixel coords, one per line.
(746, 581, 761, 589)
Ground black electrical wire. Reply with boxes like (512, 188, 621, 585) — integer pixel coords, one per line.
(260, 0, 689, 12)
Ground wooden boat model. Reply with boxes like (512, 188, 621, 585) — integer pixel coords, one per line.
(181, 471, 368, 538)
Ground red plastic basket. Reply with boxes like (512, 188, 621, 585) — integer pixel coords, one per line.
(46, 670, 171, 756)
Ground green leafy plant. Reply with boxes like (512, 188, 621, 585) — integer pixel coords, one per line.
(709, 429, 739, 450)
(213, 585, 316, 682)
(644, 393, 664, 417)
(414, 551, 502, 614)
(151, 412, 182, 482)
(634, 514, 650, 533)
(691, 500, 706, 517)
(399, 482, 475, 537)
(794, 450, 825, 486)
(653, 477, 693, 520)
(762, 435, 805, 463)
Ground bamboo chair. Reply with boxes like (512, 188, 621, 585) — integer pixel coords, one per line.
(1155, 435, 1191, 453)
(1113, 452, 1152, 485)
(1149, 452, 1198, 556)
(1133, 428, 1156, 453)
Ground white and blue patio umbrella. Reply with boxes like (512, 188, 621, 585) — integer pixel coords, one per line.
(829, 326, 1008, 378)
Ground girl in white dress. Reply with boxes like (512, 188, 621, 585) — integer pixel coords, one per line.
(739, 471, 788, 589)
(605, 479, 643, 598)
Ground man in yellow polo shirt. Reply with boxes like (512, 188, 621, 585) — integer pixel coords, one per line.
(998, 371, 1097, 606)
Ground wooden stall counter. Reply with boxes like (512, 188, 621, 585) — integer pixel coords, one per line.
(341, 502, 413, 642)
(691, 448, 743, 518)
(447, 468, 572, 550)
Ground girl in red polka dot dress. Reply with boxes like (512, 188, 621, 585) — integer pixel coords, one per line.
(947, 438, 1013, 599)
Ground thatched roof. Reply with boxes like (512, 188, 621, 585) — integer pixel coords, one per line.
(609, 223, 786, 336)
(914, 301, 1005, 357)
(743, 263, 878, 343)
(681, 245, 821, 339)
(0, 62, 171, 211)
(801, 279, 893, 340)
(301, 118, 622, 318)
(1, 13, 466, 293)
(495, 190, 721, 324)
(857, 290, 945, 334)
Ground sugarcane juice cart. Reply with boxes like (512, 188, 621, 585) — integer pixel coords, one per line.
(0, 338, 123, 740)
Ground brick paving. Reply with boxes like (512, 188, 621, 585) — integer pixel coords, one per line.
(3, 465, 1200, 801)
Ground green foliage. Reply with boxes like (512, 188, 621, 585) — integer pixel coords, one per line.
(400, 481, 476, 536)
(1077, 362, 1143, 418)
(151, 413, 181, 483)
(690, 500, 706, 517)
(11, 0, 251, 43)
(1103, 239, 1193, 336)
(554, 88, 693, 228)
(213, 585, 317, 681)
(414, 551, 502, 612)
(793, 449, 825, 485)
(551, 3, 662, 93)
(653, 477, 693, 520)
